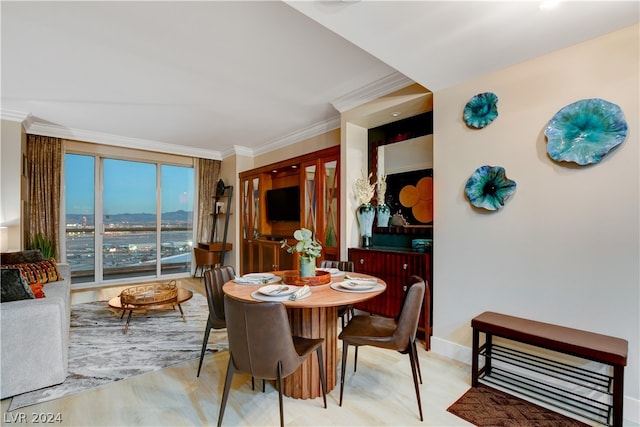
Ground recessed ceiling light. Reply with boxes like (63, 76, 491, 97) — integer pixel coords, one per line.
(391, 112, 401, 117)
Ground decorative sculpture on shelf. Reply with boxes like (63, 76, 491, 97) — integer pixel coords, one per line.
(463, 92, 499, 129)
(465, 165, 516, 211)
(544, 98, 628, 165)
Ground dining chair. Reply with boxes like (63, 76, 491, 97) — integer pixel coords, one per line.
(192, 247, 220, 279)
(196, 265, 234, 377)
(218, 295, 327, 427)
(320, 260, 355, 328)
(338, 275, 426, 421)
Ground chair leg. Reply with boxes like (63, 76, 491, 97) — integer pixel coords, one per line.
(277, 361, 284, 427)
(413, 341, 423, 384)
(408, 339, 423, 421)
(339, 342, 349, 406)
(354, 346, 359, 372)
(316, 346, 327, 408)
(197, 318, 213, 377)
(217, 358, 236, 427)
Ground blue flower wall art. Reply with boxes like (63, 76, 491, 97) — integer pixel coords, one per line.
(465, 165, 516, 211)
(545, 98, 627, 165)
(463, 92, 499, 129)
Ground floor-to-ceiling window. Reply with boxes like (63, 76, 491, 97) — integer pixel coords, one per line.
(64, 142, 194, 285)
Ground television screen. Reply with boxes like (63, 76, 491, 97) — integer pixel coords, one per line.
(266, 186, 300, 222)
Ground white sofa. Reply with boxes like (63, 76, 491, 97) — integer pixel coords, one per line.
(1, 258, 71, 399)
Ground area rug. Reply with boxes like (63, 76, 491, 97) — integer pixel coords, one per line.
(447, 384, 590, 427)
(8, 292, 227, 411)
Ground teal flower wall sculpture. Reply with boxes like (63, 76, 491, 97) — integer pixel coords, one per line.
(463, 92, 499, 129)
(465, 165, 516, 211)
(545, 98, 627, 165)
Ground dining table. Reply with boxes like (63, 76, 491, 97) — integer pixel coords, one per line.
(222, 270, 386, 399)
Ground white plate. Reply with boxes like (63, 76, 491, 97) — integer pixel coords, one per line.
(340, 280, 376, 290)
(243, 273, 275, 280)
(331, 282, 384, 293)
(258, 284, 296, 296)
(317, 268, 346, 277)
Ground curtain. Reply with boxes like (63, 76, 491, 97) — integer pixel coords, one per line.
(196, 158, 221, 244)
(26, 134, 62, 258)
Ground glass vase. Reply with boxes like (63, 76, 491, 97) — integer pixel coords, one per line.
(357, 203, 375, 247)
(377, 204, 391, 227)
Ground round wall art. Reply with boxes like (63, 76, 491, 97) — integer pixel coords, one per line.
(544, 98, 627, 165)
(463, 92, 498, 129)
(465, 165, 516, 211)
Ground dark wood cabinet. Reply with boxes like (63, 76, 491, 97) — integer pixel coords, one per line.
(348, 247, 432, 349)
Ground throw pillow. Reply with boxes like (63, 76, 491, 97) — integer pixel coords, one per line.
(4, 258, 61, 285)
(0, 249, 46, 265)
(29, 283, 46, 299)
(1, 268, 36, 302)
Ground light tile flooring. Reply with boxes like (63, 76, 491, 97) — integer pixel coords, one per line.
(0, 277, 620, 426)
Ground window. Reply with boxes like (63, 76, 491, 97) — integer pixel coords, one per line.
(64, 144, 194, 286)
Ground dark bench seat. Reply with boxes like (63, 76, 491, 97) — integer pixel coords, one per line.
(471, 311, 628, 427)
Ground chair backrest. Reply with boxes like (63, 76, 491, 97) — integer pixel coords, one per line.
(203, 265, 236, 324)
(224, 295, 303, 380)
(320, 260, 355, 272)
(393, 276, 426, 350)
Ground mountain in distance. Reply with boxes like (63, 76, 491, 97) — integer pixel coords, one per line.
(67, 210, 192, 226)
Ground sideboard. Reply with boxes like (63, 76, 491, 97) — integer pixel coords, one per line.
(348, 247, 432, 349)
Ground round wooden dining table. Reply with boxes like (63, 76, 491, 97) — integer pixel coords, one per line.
(222, 271, 386, 399)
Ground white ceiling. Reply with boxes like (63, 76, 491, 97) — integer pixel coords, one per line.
(2, 1, 638, 160)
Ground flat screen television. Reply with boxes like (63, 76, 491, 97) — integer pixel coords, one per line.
(266, 186, 300, 222)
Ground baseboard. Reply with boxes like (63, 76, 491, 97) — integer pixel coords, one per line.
(429, 337, 640, 425)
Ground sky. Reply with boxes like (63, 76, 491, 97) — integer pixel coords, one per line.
(65, 154, 194, 215)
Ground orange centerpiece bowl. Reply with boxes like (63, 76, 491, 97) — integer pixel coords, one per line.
(281, 270, 331, 286)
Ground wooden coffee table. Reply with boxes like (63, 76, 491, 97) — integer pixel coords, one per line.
(108, 288, 193, 334)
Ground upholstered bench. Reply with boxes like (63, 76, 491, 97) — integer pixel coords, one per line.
(471, 311, 628, 427)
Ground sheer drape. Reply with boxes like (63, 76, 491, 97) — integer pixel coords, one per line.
(196, 158, 221, 244)
(26, 134, 62, 258)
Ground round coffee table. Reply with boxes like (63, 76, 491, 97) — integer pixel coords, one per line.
(108, 287, 193, 334)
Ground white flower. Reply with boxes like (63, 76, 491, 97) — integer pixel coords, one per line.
(354, 171, 375, 205)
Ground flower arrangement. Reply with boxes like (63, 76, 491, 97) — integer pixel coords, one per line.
(281, 228, 322, 259)
(377, 174, 387, 204)
(354, 171, 375, 206)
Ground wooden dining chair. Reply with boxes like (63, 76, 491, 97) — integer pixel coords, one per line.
(338, 276, 426, 421)
(320, 260, 355, 328)
(218, 295, 327, 427)
(196, 265, 235, 377)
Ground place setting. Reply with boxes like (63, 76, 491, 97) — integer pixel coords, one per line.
(316, 267, 346, 278)
(251, 284, 312, 301)
(331, 276, 385, 293)
(233, 272, 282, 285)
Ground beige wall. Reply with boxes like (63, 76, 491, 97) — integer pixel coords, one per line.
(433, 24, 639, 409)
(251, 128, 340, 169)
(0, 119, 26, 251)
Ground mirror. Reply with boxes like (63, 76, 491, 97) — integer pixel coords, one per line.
(378, 135, 433, 176)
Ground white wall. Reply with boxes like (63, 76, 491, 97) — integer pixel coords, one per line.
(433, 23, 639, 415)
(0, 119, 25, 251)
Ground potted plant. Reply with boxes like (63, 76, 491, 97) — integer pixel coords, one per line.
(28, 233, 57, 259)
(281, 228, 322, 277)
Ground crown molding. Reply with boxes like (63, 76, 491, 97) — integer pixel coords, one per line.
(25, 122, 222, 160)
(219, 145, 254, 159)
(331, 71, 414, 113)
(252, 115, 341, 157)
(0, 109, 31, 124)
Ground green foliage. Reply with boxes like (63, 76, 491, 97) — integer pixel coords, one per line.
(28, 233, 57, 259)
(281, 228, 322, 259)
